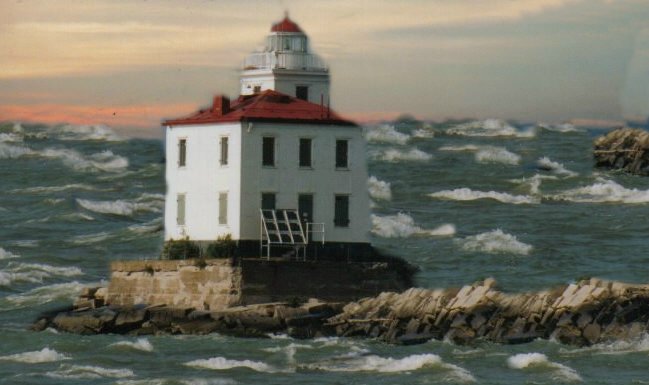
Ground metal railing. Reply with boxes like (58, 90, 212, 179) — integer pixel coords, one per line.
(243, 52, 328, 72)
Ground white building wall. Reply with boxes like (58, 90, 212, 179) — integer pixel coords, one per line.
(240, 70, 329, 105)
(239, 122, 370, 243)
(240, 71, 275, 95)
(165, 123, 242, 241)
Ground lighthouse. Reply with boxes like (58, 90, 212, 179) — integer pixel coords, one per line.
(163, 14, 371, 258)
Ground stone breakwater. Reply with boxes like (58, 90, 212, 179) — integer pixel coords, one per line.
(33, 277, 649, 346)
(594, 127, 649, 175)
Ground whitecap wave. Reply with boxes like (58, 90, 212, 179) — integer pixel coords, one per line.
(446, 119, 535, 138)
(0, 247, 19, 260)
(552, 179, 649, 204)
(0, 262, 82, 286)
(0, 347, 70, 363)
(0, 143, 33, 158)
(110, 338, 154, 352)
(13, 183, 97, 193)
(538, 122, 581, 133)
(3, 281, 87, 308)
(372, 213, 455, 238)
(53, 124, 124, 142)
(40, 148, 128, 173)
(185, 356, 278, 373)
(459, 229, 532, 255)
(367, 176, 392, 201)
(412, 128, 435, 138)
(263, 343, 312, 364)
(128, 218, 164, 235)
(306, 353, 475, 381)
(364, 124, 410, 145)
(47, 364, 134, 379)
(429, 188, 539, 204)
(475, 147, 521, 165)
(0, 132, 23, 142)
(537, 157, 577, 177)
(509, 174, 558, 195)
(438, 145, 480, 152)
(77, 197, 162, 216)
(371, 148, 432, 162)
(507, 353, 581, 382)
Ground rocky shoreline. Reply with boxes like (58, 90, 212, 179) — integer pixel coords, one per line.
(594, 127, 649, 175)
(33, 277, 649, 346)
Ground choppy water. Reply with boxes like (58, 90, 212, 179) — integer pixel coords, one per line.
(2, 119, 649, 384)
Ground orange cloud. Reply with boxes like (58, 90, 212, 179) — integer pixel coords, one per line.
(0, 103, 198, 137)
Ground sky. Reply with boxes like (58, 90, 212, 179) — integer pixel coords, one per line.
(1, 0, 648, 137)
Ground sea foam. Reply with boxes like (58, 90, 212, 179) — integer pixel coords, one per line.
(0, 347, 70, 363)
(110, 338, 154, 352)
(372, 148, 432, 162)
(475, 147, 521, 165)
(0, 143, 33, 158)
(40, 148, 128, 173)
(77, 197, 162, 216)
(4, 281, 87, 308)
(0, 262, 82, 286)
(53, 124, 124, 141)
(552, 178, 649, 204)
(459, 229, 533, 255)
(446, 119, 535, 138)
(364, 124, 410, 145)
(0, 247, 19, 260)
(507, 353, 582, 382)
(429, 188, 539, 205)
(367, 176, 392, 201)
(371, 213, 455, 238)
(185, 356, 278, 373)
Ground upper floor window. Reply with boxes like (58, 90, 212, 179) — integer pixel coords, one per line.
(253, 85, 261, 94)
(299, 138, 312, 168)
(262, 136, 275, 167)
(220, 136, 229, 166)
(335, 139, 348, 169)
(296, 86, 308, 101)
(178, 138, 187, 167)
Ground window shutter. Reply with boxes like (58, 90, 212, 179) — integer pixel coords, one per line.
(218, 192, 227, 225)
(177, 194, 186, 225)
(220, 137, 228, 165)
(178, 139, 187, 167)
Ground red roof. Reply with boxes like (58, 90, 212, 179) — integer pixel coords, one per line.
(271, 16, 303, 33)
(163, 90, 356, 127)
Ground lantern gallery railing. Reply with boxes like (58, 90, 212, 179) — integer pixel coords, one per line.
(244, 52, 328, 72)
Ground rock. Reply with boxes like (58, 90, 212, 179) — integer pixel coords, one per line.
(52, 308, 117, 334)
(113, 306, 147, 332)
(594, 128, 649, 175)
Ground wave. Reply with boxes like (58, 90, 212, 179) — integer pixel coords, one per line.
(412, 128, 435, 138)
(110, 338, 154, 352)
(40, 148, 129, 173)
(538, 122, 581, 133)
(128, 218, 164, 235)
(429, 188, 539, 204)
(371, 213, 455, 238)
(185, 356, 278, 373)
(371, 148, 432, 162)
(562, 333, 649, 356)
(7, 240, 39, 248)
(475, 147, 521, 165)
(438, 145, 480, 152)
(552, 178, 649, 204)
(0, 347, 70, 363)
(263, 343, 312, 364)
(117, 380, 238, 385)
(507, 353, 582, 382)
(70, 231, 112, 245)
(3, 281, 87, 308)
(0, 262, 83, 287)
(77, 196, 163, 217)
(458, 229, 533, 255)
(52, 124, 124, 142)
(509, 174, 558, 195)
(367, 176, 392, 201)
(47, 364, 134, 379)
(537, 157, 577, 177)
(305, 353, 475, 381)
(364, 124, 410, 145)
(446, 119, 536, 138)
(0, 132, 23, 142)
(0, 142, 33, 159)
(0, 247, 19, 260)
(12, 183, 97, 194)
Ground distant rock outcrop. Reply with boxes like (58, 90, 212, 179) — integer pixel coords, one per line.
(34, 278, 649, 346)
(594, 127, 649, 175)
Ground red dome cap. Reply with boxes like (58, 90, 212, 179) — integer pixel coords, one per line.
(271, 14, 303, 33)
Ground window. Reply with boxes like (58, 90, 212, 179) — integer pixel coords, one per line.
(261, 193, 276, 210)
(218, 192, 227, 225)
(296, 86, 308, 101)
(220, 137, 229, 166)
(299, 138, 312, 167)
(262, 137, 275, 166)
(334, 195, 349, 227)
(298, 194, 313, 224)
(178, 139, 187, 167)
(177, 194, 186, 226)
(335, 139, 348, 168)
(253, 85, 261, 94)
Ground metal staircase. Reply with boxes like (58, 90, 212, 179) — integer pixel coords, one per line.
(260, 209, 307, 259)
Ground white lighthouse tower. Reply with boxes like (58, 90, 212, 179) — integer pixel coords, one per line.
(240, 13, 329, 105)
(163, 14, 371, 258)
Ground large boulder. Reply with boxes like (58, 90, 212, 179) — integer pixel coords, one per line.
(594, 128, 649, 175)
